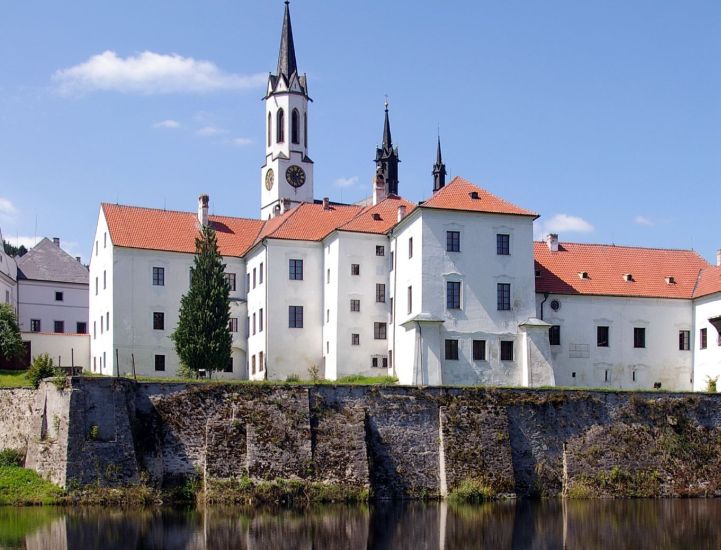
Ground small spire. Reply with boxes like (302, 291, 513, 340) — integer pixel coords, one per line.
(382, 98, 392, 149)
(276, 0, 298, 79)
(433, 135, 447, 192)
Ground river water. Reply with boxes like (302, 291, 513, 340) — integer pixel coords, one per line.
(0, 499, 719, 549)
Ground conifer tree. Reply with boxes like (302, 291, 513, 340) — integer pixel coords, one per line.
(172, 224, 231, 377)
(0, 303, 23, 361)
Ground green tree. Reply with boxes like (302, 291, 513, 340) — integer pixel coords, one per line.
(0, 303, 23, 361)
(171, 224, 231, 377)
(2, 241, 27, 257)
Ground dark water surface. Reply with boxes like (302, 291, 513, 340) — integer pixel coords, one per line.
(1, 499, 720, 549)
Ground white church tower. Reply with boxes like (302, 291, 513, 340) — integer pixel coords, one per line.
(260, 1, 314, 219)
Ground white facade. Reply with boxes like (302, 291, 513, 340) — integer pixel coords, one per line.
(693, 292, 721, 391)
(17, 280, 88, 335)
(22, 332, 90, 369)
(0, 229, 17, 312)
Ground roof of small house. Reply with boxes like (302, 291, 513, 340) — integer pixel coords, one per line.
(17, 238, 88, 284)
(694, 265, 721, 299)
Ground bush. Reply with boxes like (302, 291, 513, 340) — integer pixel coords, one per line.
(707, 376, 718, 393)
(447, 478, 497, 504)
(286, 374, 300, 383)
(26, 354, 57, 389)
(0, 449, 23, 467)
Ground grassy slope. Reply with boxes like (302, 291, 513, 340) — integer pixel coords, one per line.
(0, 467, 63, 505)
(0, 370, 31, 388)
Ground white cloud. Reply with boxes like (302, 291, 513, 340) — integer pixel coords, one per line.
(229, 137, 253, 146)
(153, 119, 180, 129)
(634, 215, 654, 227)
(196, 126, 227, 137)
(0, 197, 17, 220)
(53, 50, 266, 95)
(4, 235, 37, 250)
(534, 213, 594, 239)
(335, 176, 358, 188)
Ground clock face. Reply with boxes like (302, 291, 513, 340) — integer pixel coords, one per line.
(286, 165, 306, 188)
(264, 168, 274, 191)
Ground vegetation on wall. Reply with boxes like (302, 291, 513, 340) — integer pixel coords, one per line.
(171, 224, 232, 378)
(0, 304, 23, 362)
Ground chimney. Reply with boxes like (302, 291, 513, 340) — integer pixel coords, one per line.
(282, 198, 292, 214)
(546, 234, 559, 252)
(397, 205, 407, 222)
(322, 197, 330, 210)
(52, 237, 60, 247)
(373, 172, 386, 206)
(197, 194, 209, 227)
(75, 256, 81, 263)
(717, 249, 721, 267)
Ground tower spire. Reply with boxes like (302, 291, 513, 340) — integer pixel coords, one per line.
(277, 1, 298, 80)
(375, 100, 400, 196)
(433, 135, 447, 192)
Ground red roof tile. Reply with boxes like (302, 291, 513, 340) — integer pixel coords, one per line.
(339, 196, 416, 234)
(259, 202, 363, 242)
(103, 204, 264, 257)
(421, 177, 537, 217)
(534, 241, 710, 299)
(695, 266, 721, 299)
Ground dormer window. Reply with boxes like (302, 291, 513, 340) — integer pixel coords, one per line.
(578, 271, 589, 279)
(469, 191, 479, 200)
(372, 213, 382, 221)
(665, 276, 676, 285)
(535, 269, 542, 278)
(623, 273, 634, 282)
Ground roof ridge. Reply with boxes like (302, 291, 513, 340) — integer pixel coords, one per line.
(102, 202, 262, 224)
(534, 240, 706, 256)
(691, 267, 705, 299)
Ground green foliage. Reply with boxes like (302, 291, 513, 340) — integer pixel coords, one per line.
(0, 466, 63, 505)
(26, 353, 57, 389)
(307, 364, 320, 382)
(0, 449, 23, 467)
(286, 374, 300, 382)
(176, 362, 199, 379)
(172, 224, 232, 376)
(447, 478, 497, 504)
(2, 241, 27, 258)
(0, 370, 32, 388)
(0, 303, 23, 362)
(335, 374, 398, 385)
(707, 376, 718, 393)
(88, 425, 99, 440)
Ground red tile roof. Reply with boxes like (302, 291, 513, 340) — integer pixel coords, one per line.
(339, 196, 416, 234)
(534, 241, 711, 299)
(261, 202, 364, 242)
(695, 265, 721, 299)
(103, 204, 264, 257)
(421, 177, 537, 218)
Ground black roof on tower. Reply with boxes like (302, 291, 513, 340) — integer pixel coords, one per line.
(277, 1, 297, 80)
(382, 104, 393, 150)
(433, 135, 447, 192)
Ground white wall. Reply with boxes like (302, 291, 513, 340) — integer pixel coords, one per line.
(693, 292, 721, 391)
(18, 280, 88, 335)
(22, 332, 90, 369)
(0, 230, 17, 312)
(536, 293, 694, 391)
(245, 245, 268, 380)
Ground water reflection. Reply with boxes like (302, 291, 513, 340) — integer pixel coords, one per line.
(2, 499, 721, 549)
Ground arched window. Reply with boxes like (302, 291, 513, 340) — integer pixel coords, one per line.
(267, 112, 272, 147)
(304, 112, 308, 147)
(291, 109, 300, 144)
(276, 109, 285, 143)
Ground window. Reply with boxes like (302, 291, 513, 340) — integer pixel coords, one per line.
(103, 270, 107, 290)
(95, 278, 98, 295)
(259, 351, 264, 372)
(291, 108, 300, 144)
(352, 333, 360, 346)
(390, 251, 395, 270)
(376, 245, 385, 256)
(251, 355, 256, 375)
(389, 350, 393, 368)
(106, 312, 109, 329)
(679, 330, 690, 351)
(95, 241, 98, 256)
(500, 341, 514, 361)
(374, 322, 387, 340)
(93, 321, 96, 339)
(446, 281, 461, 309)
(276, 108, 285, 143)
(154, 355, 166, 372)
(327, 268, 330, 284)
(259, 308, 264, 332)
(253, 269, 257, 288)
(497, 283, 511, 311)
(351, 264, 360, 276)
(497, 234, 510, 255)
(289, 259, 303, 280)
(350, 299, 360, 312)
(268, 112, 272, 146)
(226, 273, 237, 291)
(152, 267, 165, 286)
(549, 325, 561, 346)
(224, 358, 233, 373)
(289, 306, 304, 328)
(252, 313, 256, 335)
(153, 312, 165, 330)
(54, 321, 64, 334)
(326, 309, 330, 323)
(246, 273, 250, 292)
(30, 319, 41, 333)
(228, 318, 238, 333)
(376, 283, 386, 303)
(104, 232, 107, 248)
(407, 286, 413, 314)
(700, 328, 708, 350)
(371, 356, 389, 368)
(100, 315, 103, 334)
(446, 231, 460, 252)
(473, 340, 486, 361)
(259, 262, 264, 284)
(445, 339, 459, 360)
(390, 298, 393, 322)
(304, 112, 308, 147)
(634, 327, 646, 349)
(408, 237, 413, 258)
(55, 291, 64, 302)
(597, 326, 609, 347)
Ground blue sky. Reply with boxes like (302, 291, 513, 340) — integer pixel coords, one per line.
(0, 0, 719, 263)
